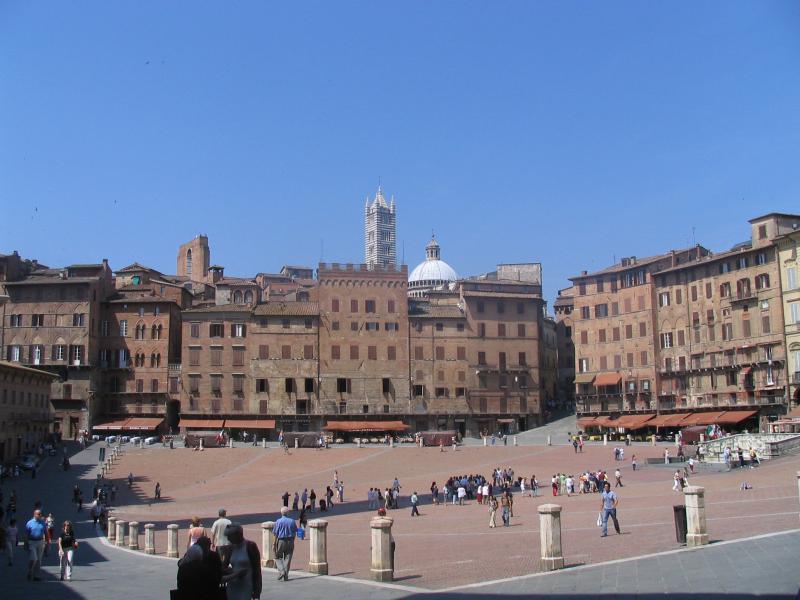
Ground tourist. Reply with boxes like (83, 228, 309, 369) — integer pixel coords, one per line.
(599, 482, 621, 537)
(281, 491, 290, 508)
(738, 447, 746, 469)
(664, 449, 670, 465)
(4, 519, 18, 565)
(724, 446, 732, 470)
(128, 472, 134, 487)
(500, 490, 511, 526)
(672, 471, 682, 492)
(488, 496, 498, 528)
(309, 489, 317, 511)
(749, 447, 759, 468)
(551, 475, 558, 496)
(410, 491, 420, 516)
(44, 513, 55, 556)
(430, 482, 439, 505)
(325, 486, 335, 509)
(301, 488, 308, 510)
(155, 482, 161, 501)
(220, 524, 261, 599)
(177, 535, 222, 600)
(614, 468, 623, 488)
(210, 509, 231, 553)
(631, 454, 638, 471)
(187, 516, 207, 550)
(333, 470, 339, 488)
(337, 482, 344, 503)
(688, 457, 695, 474)
(291, 492, 299, 512)
(457, 483, 466, 506)
(58, 520, 78, 581)
(25, 508, 46, 581)
(273, 507, 297, 582)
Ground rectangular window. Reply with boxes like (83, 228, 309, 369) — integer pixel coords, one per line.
(232, 323, 245, 338)
(189, 347, 200, 366)
(337, 378, 350, 393)
(580, 330, 588, 344)
(188, 376, 200, 395)
(331, 298, 340, 312)
(331, 345, 340, 360)
(611, 302, 619, 316)
(331, 320, 340, 331)
(516, 302, 525, 314)
(350, 321, 359, 331)
(638, 322, 646, 337)
(478, 351, 486, 365)
(625, 324, 633, 339)
(151, 379, 159, 393)
(285, 378, 295, 394)
(32, 314, 44, 327)
(677, 330, 685, 346)
(258, 344, 269, 359)
(387, 345, 396, 360)
(365, 321, 379, 331)
(640, 351, 648, 366)
(478, 323, 486, 337)
(626, 353, 634, 368)
(613, 355, 622, 369)
(497, 302, 505, 314)
(73, 313, 85, 327)
(170, 377, 179, 393)
(282, 319, 291, 329)
(477, 301, 485, 313)
(119, 320, 128, 337)
(367, 345, 377, 360)
(387, 299, 395, 313)
(578, 358, 588, 373)
(624, 298, 632, 313)
(497, 323, 506, 337)
(304, 378, 315, 393)
(365, 300, 376, 313)
(304, 318, 313, 329)
(659, 292, 670, 307)
(660, 332, 673, 348)
(414, 346, 424, 360)
(787, 268, 797, 290)
(596, 279, 604, 293)
(518, 352, 527, 366)
(211, 347, 222, 366)
(457, 346, 466, 360)
(233, 376, 244, 396)
(350, 299, 359, 313)
(189, 322, 200, 338)
(233, 347, 245, 366)
(55, 344, 65, 361)
(136, 379, 144, 393)
(349, 345, 359, 360)
(705, 282, 713, 299)
(303, 345, 314, 359)
(282, 345, 292, 359)
(761, 315, 770, 334)
(638, 296, 645, 311)
(598, 329, 606, 343)
(675, 289, 682, 304)
(742, 319, 751, 337)
(578, 283, 586, 295)
(256, 379, 268, 393)
(210, 323, 224, 337)
(612, 327, 620, 341)
(435, 346, 445, 360)
(581, 306, 590, 320)
(722, 323, 733, 340)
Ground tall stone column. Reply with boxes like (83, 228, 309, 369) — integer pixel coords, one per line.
(261, 522, 276, 567)
(603, 434, 608, 446)
(684, 486, 709, 547)
(370, 516, 394, 582)
(537, 504, 565, 571)
(167, 524, 179, 558)
(651, 434, 657, 446)
(115, 520, 126, 547)
(308, 519, 329, 575)
(107, 516, 117, 542)
(128, 521, 140, 550)
(144, 523, 156, 554)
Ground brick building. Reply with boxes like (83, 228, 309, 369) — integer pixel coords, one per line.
(0, 361, 57, 460)
(774, 224, 800, 407)
(554, 286, 575, 407)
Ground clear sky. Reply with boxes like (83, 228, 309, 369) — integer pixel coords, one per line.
(2, 1, 799, 307)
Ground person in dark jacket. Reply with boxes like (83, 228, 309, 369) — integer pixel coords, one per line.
(176, 536, 222, 600)
(219, 524, 262, 600)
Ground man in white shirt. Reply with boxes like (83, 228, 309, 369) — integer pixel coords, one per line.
(457, 485, 466, 506)
(211, 508, 231, 554)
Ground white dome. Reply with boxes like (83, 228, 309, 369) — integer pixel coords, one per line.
(409, 259, 458, 285)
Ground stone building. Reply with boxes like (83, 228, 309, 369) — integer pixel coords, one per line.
(774, 222, 800, 407)
(364, 187, 396, 268)
(554, 286, 575, 407)
(0, 361, 57, 460)
(540, 315, 558, 414)
(569, 213, 800, 429)
(1, 260, 114, 434)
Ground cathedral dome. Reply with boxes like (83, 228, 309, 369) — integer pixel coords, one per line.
(409, 236, 458, 295)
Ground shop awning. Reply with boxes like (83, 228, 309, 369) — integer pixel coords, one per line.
(646, 413, 691, 428)
(496, 418, 516, 424)
(122, 417, 164, 431)
(180, 419, 226, 430)
(714, 410, 757, 425)
(93, 419, 132, 431)
(593, 416, 616, 427)
(224, 419, 276, 430)
(574, 373, 595, 384)
(323, 420, 409, 432)
(612, 414, 656, 430)
(594, 372, 622, 387)
(682, 411, 726, 426)
(577, 417, 598, 429)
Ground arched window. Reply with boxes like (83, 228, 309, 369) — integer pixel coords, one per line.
(244, 290, 253, 304)
(186, 249, 193, 276)
(152, 324, 158, 339)
(233, 290, 243, 304)
(155, 353, 161, 367)
(157, 324, 162, 340)
(150, 353, 157, 367)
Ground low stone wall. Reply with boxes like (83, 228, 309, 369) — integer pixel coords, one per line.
(698, 433, 800, 462)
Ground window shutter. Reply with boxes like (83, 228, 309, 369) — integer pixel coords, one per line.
(51, 345, 57, 360)
(241, 324, 246, 337)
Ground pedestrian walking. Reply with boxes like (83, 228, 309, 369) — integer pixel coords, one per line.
(128, 472, 134, 488)
(210, 509, 231, 553)
(281, 491, 290, 508)
(291, 492, 299, 512)
(410, 491, 420, 516)
(154, 482, 161, 501)
(58, 521, 78, 581)
(430, 482, 439, 505)
(500, 491, 511, 526)
(631, 454, 637, 471)
(25, 508, 46, 581)
(4, 519, 18, 565)
(187, 517, 207, 550)
(272, 507, 297, 581)
(614, 468, 623, 487)
(488, 496, 498, 528)
(220, 524, 262, 600)
(599, 482, 621, 537)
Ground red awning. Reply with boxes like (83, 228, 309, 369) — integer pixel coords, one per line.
(594, 372, 622, 387)
(593, 416, 616, 427)
(180, 419, 226, 430)
(647, 413, 691, 428)
(713, 410, 757, 425)
(224, 419, 276, 430)
(323, 420, 409, 432)
(577, 417, 598, 429)
(93, 419, 132, 432)
(681, 411, 726, 426)
(122, 417, 164, 431)
(615, 414, 656, 430)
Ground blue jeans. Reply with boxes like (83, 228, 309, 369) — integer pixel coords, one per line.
(502, 506, 510, 526)
(601, 508, 619, 535)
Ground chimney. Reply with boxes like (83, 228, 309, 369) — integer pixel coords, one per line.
(670, 250, 676, 267)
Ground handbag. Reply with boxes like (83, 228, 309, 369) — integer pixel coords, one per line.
(596, 512, 603, 527)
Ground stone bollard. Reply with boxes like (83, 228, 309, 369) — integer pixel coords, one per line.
(115, 520, 126, 547)
(370, 516, 394, 582)
(308, 519, 329, 575)
(684, 486, 709, 547)
(107, 516, 117, 542)
(128, 521, 140, 550)
(603, 434, 608, 446)
(262, 438, 267, 449)
(547, 435, 552, 446)
(651, 435, 657, 446)
(294, 437, 299, 449)
(199, 438, 204, 450)
(537, 504, 565, 571)
(389, 437, 394, 448)
(514, 436, 518, 446)
(167, 524, 179, 558)
(144, 523, 156, 554)
(261, 522, 276, 567)
(483, 436, 487, 446)
(699, 434, 705, 444)
(357, 438, 362, 448)
(229, 438, 233, 448)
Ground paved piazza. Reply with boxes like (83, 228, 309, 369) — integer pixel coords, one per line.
(103, 440, 800, 590)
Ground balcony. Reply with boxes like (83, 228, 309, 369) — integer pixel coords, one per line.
(169, 363, 182, 374)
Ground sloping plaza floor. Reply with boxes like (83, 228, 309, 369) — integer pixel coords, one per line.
(2, 438, 799, 599)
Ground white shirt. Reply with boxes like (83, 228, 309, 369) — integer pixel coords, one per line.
(211, 517, 231, 548)
(457, 487, 466, 498)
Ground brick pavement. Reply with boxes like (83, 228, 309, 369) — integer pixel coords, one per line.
(104, 441, 800, 589)
(2, 440, 799, 598)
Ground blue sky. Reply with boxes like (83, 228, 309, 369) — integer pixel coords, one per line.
(2, 1, 799, 307)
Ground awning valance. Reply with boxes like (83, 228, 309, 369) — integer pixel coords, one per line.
(224, 419, 276, 430)
(93, 419, 132, 431)
(577, 417, 598, 429)
(180, 419, 226, 429)
(612, 414, 656, 430)
(574, 373, 595, 384)
(122, 417, 164, 431)
(647, 413, 691, 428)
(323, 420, 409, 432)
(681, 411, 726, 426)
(594, 372, 622, 387)
(496, 418, 516, 424)
(714, 410, 757, 425)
